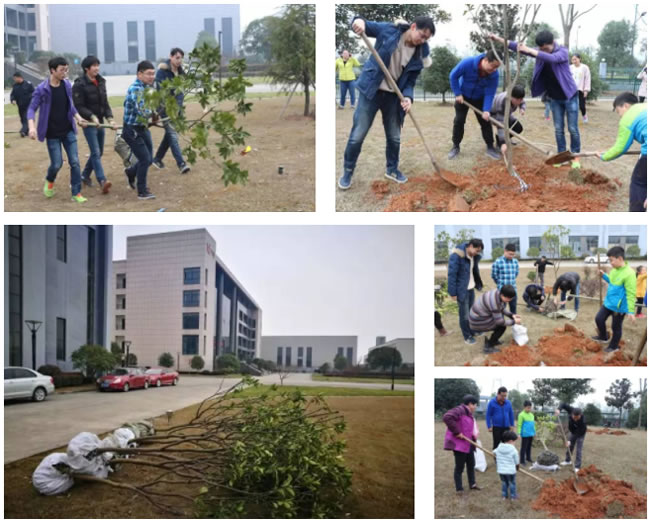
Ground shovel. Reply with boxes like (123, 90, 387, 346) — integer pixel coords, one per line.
(556, 414, 589, 495)
(359, 32, 465, 188)
(544, 150, 642, 165)
(458, 435, 545, 483)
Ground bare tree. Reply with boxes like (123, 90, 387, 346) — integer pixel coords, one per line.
(558, 4, 598, 48)
(277, 367, 291, 386)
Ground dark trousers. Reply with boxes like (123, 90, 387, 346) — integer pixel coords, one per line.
(488, 325, 507, 346)
(595, 306, 625, 349)
(495, 118, 523, 147)
(508, 296, 517, 315)
(18, 105, 29, 135)
(640, 96, 646, 103)
(457, 289, 476, 340)
(453, 450, 476, 491)
(520, 436, 533, 464)
(566, 433, 585, 468)
(636, 297, 644, 315)
(435, 310, 444, 331)
(630, 155, 647, 212)
(492, 426, 508, 450)
(122, 124, 153, 194)
(452, 97, 494, 148)
(578, 90, 587, 116)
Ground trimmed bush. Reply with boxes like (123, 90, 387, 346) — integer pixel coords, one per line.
(216, 353, 240, 373)
(37, 364, 61, 377)
(53, 372, 84, 388)
(191, 356, 205, 371)
(158, 352, 175, 368)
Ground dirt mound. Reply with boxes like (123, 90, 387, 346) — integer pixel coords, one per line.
(380, 151, 617, 212)
(532, 465, 646, 518)
(593, 428, 628, 435)
(370, 180, 390, 198)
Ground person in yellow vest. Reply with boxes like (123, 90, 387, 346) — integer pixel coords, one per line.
(636, 266, 647, 318)
(336, 50, 361, 109)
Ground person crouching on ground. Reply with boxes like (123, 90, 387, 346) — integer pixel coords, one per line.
(523, 283, 545, 312)
(338, 16, 434, 190)
(555, 404, 586, 473)
(517, 400, 535, 465)
(27, 56, 90, 203)
(490, 85, 526, 157)
(494, 430, 520, 501)
(591, 246, 637, 353)
(469, 284, 522, 354)
(443, 394, 481, 496)
(552, 272, 581, 312)
(595, 92, 647, 212)
(636, 266, 647, 318)
(448, 50, 501, 160)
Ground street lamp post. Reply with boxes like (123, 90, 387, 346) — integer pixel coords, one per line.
(124, 340, 131, 367)
(24, 320, 43, 370)
(390, 346, 396, 391)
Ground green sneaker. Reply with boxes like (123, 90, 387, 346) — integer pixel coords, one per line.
(71, 193, 88, 203)
(552, 163, 563, 168)
(43, 180, 55, 198)
(570, 160, 581, 169)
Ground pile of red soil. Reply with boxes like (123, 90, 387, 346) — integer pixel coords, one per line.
(592, 428, 628, 435)
(380, 151, 617, 212)
(532, 465, 646, 518)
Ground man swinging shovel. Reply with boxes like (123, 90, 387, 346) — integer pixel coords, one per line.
(555, 405, 590, 495)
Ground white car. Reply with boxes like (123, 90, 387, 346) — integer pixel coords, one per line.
(584, 254, 609, 264)
(4, 367, 55, 402)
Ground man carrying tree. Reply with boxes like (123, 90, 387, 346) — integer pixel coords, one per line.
(447, 50, 501, 160)
(338, 15, 435, 190)
(335, 50, 361, 109)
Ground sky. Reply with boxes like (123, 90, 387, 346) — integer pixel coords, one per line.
(240, 4, 284, 31)
(112, 226, 414, 361)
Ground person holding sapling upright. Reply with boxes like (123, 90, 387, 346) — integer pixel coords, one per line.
(469, 285, 522, 353)
(555, 403, 587, 473)
(517, 400, 535, 465)
(493, 430, 520, 501)
(443, 394, 481, 495)
(591, 246, 637, 353)
(552, 272, 581, 312)
(490, 85, 526, 155)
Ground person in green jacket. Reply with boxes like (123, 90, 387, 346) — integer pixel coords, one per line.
(591, 246, 637, 353)
(517, 400, 536, 465)
(336, 50, 361, 109)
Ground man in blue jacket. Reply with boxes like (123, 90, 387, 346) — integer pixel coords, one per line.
(447, 238, 484, 345)
(486, 386, 515, 451)
(448, 51, 501, 160)
(339, 16, 435, 190)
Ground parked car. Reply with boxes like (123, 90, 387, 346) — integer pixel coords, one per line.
(584, 254, 609, 264)
(4, 367, 55, 402)
(97, 368, 149, 392)
(144, 368, 179, 387)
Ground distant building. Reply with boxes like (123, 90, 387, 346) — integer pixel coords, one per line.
(4, 4, 49, 56)
(47, 4, 240, 75)
(365, 337, 415, 367)
(111, 229, 261, 371)
(4, 225, 112, 371)
(260, 336, 358, 372)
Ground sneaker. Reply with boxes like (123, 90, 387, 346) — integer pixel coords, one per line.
(138, 190, 156, 200)
(448, 146, 460, 159)
(469, 485, 481, 491)
(100, 180, 112, 194)
(604, 346, 619, 353)
(636, 313, 646, 319)
(464, 336, 477, 345)
(502, 497, 508, 501)
(71, 193, 88, 203)
(574, 468, 580, 473)
(385, 170, 408, 184)
(152, 159, 164, 169)
(483, 345, 501, 354)
(486, 146, 501, 160)
(545, 116, 551, 121)
(337, 105, 344, 110)
(350, 105, 356, 109)
(43, 180, 55, 198)
(82, 176, 93, 187)
(559, 461, 571, 466)
(590, 335, 609, 343)
(179, 163, 191, 174)
(570, 160, 581, 169)
(511, 495, 519, 500)
(583, 116, 588, 123)
(338, 170, 353, 190)
(124, 168, 136, 190)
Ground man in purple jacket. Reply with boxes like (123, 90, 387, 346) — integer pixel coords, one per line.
(490, 30, 581, 167)
(443, 394, 481, 494)
(28, 56, 90, 203)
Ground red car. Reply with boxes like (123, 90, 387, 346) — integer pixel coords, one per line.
(97, 368, 150, 392)
(144, 368, 179, 387)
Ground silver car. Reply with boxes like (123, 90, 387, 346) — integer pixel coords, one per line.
(4, 367, 55, 402)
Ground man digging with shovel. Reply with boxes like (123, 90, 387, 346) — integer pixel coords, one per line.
(555, 404, 587, 475)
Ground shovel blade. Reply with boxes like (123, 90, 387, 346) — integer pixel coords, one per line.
(573, 479, 589, 495)
(545, 151, 574, 165)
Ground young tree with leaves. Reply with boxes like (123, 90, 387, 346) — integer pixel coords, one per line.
(422, 47, 460, 103)
(367, 346, 402, 371)
(542, 225, 571, 278)
(434, 379, 480, 413)
(606, 378, 638, 427)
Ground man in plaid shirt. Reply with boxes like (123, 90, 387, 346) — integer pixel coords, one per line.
(491, 243, 520, 314)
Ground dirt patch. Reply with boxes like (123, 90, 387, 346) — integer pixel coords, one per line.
(592, 428, 628, 435)
(532, 465, 646, 518)
(370, 180, 390, 198)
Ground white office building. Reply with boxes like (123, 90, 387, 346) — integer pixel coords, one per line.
(260, 336, 358, 372)
(365, 337, 415, 367)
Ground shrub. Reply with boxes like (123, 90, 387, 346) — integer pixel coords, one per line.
(333, 354, 347, 371)
(319, 362, 331, 374)
(526, 246, 540, 258)
(626, 244, 641, 257)
(584, 403, 602, 425)
(126, 353, 138, 366)
(158, 352, 175, 368)
(37, 364, 61, 377)
(53, 372, 84, 388)
(191, 356, 205, 371)
(527, 271, 537, 282)
(217, 353, 240, 373)
(71, 344, 118, 378)
(491, 246, 504, 260)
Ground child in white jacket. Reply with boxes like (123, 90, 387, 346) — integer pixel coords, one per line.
(494, 430, 520, 500)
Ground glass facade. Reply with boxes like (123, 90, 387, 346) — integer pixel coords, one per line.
(346, 347, 353, 364)
(86, 227, 95, 344)
(306, 347, 312, 368)
(56, 225, 67, 262)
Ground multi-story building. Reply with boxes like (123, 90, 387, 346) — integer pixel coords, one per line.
(111, 229, 261, 371)
(47, 4, 240, 75)
(4, 4, 49, 56)
(260, 336, 358, 372)
(4, 225, 112, 371)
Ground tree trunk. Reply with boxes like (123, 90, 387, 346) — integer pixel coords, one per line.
(303, 71, 310, 117)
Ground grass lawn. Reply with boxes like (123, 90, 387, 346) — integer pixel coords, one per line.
(434, 266, 647, 366)
(434, 421, 647, 519)
(229, 384, 414, 398)
(311, 374, 415, 385)
(4, 390, 413, 519)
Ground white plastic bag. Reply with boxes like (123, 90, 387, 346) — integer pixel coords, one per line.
(32, 453, 75, 495)
(530, 462, 560, 472)
(512, 324, 529, 346)
(474, 439, 487, 472)
(66, 432, 110, 479)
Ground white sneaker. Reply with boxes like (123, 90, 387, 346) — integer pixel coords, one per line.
(574, 468, 580, 473)
(559, 461, 571, 466)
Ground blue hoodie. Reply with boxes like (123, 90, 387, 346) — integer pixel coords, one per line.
(486, 397, 514, 429)
(449, 53, 499, 111)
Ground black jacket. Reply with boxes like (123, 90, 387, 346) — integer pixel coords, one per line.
(72, 74, 113, 122)
(559, 402, 587, 437)
(534, 258, 553, 274)
(552, 272, 580, 299)
(523, 284, 545, 310)
(10, 80, 35, 108)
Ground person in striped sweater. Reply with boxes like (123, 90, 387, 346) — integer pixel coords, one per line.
(469, 285, 521, 353)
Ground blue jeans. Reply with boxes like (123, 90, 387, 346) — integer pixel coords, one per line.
(154, 121, 185, 168)
(560, 283, 580, 311)
(343, 90, 401, 176)
(81, 126, 106, 183)
(457, 289, 476, 340)
(340, 80, 356, 107)
(549, 93, 580, 153)
(544, 101, 551, 119)
(46, 130, 81, 196)
(500, 474, 517, 498)
(122, 124, 153, 194)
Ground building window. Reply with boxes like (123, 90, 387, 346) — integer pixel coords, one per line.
(116, 294, 126, 310)
(204, 313, 207, 329)
(184, 267, 201, 285)
(203, 335, 206, 355)
(18, 11, 25, 29)
(115, 316, 126, 330)
(306, 347, 312, 368)
(285, 347, 292, 367)
(276, 347, 282, 366)
(27, 12, 35, 31)
(204, 17, 215, 36)
(56, 317, 66, 361)
(8, 225, 22, 367)
(491, 237, 520, 254)
(116, 273, 126, 289)
(87, 227, 95, 344)
(298, 347, 303, 357)
(6, 8, 18, 28)
(103, 22, 115, 63)
(127, 21, 138, 63)
(56, 225, 67, 262)
(337, 347, 343, 357)
(297, 358, 303, 368)
(205, 268, 208, 285)
(183, 312, 200, 329)
(346, 347, 353, 365)
(86, 23, 97, 57)
(19, 35, 27, 51)
(183, 289, 200, 307)
(182, 335, 199, 355)
(205, 290, 207, 307)
(529, 236, 542, 250)
(144, 20, 156, 61)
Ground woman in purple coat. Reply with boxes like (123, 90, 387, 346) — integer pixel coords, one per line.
(443, 394, 481, 494)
